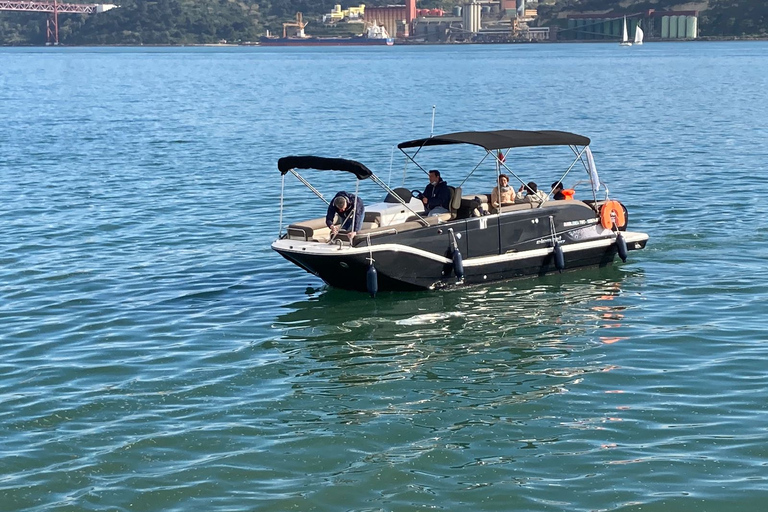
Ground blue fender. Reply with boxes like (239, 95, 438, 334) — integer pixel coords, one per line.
(554, 242, 565, 272)
(616, 232, 628, 263)
(452, 248, 464, 280)
(366, 264, 378, 298)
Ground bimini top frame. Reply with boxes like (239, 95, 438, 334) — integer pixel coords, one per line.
(276, 155, 430, 238)
(397, 130, 591, 151)
(278, 155, 373, 180)
(396, 129, 604, 203)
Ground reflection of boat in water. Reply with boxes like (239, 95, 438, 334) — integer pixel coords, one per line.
(273, 266, 641, 379)
(272, 129, 649, 294)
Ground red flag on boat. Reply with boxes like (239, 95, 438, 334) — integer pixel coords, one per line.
(497, 151, 505, 163)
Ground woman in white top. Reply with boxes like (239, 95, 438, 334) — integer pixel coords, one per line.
(491, 174, 516, 210)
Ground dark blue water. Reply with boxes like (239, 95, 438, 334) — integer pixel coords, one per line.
(1, 42, 767, 511)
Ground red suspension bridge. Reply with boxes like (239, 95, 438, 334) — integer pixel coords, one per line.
(0, 0, 116, 44)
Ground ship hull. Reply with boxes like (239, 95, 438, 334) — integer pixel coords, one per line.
(259, 37, 394, 46)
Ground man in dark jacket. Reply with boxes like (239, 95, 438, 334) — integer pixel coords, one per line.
(421, 170, 451, 216)
(326, 191, 364, 239)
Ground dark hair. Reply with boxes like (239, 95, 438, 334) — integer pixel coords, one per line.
(551, 181, 563, 191)
(333, 195, 348, 210)
(428, 169, 441, 179)
(526, 181, 538, 193)
(499, 174, 509, 183)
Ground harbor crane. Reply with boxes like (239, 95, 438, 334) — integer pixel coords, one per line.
(283, 12, 308, 38)
(0, 0, 116, 44)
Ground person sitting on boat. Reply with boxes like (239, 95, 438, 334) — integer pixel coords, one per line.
(551, 181, 566, 200)
(491, 174, 515, 210)
(551, 181, 575, 200)
(326, 192, 364, 240)
(515, 181, 548, 204)
(420, 169, 451, 217)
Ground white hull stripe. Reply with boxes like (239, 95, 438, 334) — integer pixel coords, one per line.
(272, 231, 649, 267)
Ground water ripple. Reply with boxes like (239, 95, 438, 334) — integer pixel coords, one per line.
(2, 43, 768, 511)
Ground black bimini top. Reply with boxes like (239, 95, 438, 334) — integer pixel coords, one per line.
(397, 130, 591, 151)
(278, 155, 373, 180)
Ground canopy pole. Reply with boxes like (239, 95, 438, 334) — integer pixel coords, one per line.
(568, 145, 601, 203)
(278, 173, 285, 238)
(496, 158, 527, 191)
(458, 151, 491, 188)
(352, 179, 360, 236)
(289, 169, 329, 205)
(399, 147, 430, 177)
(546, 145, 588, 199)
(369, 174, 429, 226)
(430, 105, 436, 137)
(388, 145, 395, 187)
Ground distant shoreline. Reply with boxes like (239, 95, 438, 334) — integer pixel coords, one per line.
(2, 36, 767, 47)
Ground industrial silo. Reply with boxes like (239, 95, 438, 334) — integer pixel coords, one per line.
(669, 15, 678, 38)
(686, 16, 698, 39)
(463, 1, 481, 34)
(678, 15, 688, 38)
(576, 18, 584, 40)
(453, 5, 462, 17)
(601, 19, 610, 39)
(661, 16, 669, 39)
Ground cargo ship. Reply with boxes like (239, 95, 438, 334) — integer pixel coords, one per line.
(260, 16, 394, 47)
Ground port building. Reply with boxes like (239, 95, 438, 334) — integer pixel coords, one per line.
(562, 10, 698, 41)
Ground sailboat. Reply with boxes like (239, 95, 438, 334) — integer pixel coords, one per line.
(620, 16, 632, 46)
(634, 21, 644, 45)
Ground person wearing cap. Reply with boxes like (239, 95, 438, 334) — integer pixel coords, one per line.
(420, 169, 451, 216)
(325, 191, 364, 240)
(515, 181, 548, 204)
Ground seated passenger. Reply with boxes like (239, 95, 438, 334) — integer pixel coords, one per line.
(491, 174, 515, 210)
(420, 169, 451, 217)
(515, 181, 548, 204)
(326, 191, 364, 240)
(551, 181, 566, 200)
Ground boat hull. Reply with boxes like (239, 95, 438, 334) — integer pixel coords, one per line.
(259, 37, 394, 46)
(273, 202, 648, 292)
(274, 233, 648, 292)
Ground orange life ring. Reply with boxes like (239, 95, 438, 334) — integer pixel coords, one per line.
(562, 189, 575, 200)
(600, 200, 626, 230)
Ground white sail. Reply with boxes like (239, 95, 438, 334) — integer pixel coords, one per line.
(634, 23, 644, 45)
(620, 16, 632, 46)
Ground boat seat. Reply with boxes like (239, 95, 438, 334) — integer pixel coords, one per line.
(384, 187, 412, 204)
(459, 193, 490, 218)
(363, 210, 382, 227)
(286, 217, 330, 241)
(448, 186, 462, 220)
(353, 217, 439, 244)
(499, 202, 537, 213)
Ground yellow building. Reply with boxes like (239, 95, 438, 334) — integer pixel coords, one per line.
(324, 4, 366, 22)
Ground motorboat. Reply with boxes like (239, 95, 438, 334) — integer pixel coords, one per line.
(271, 129, 649, 295)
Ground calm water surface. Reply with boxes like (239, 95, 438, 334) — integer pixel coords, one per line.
(1, 42, 768, 511)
